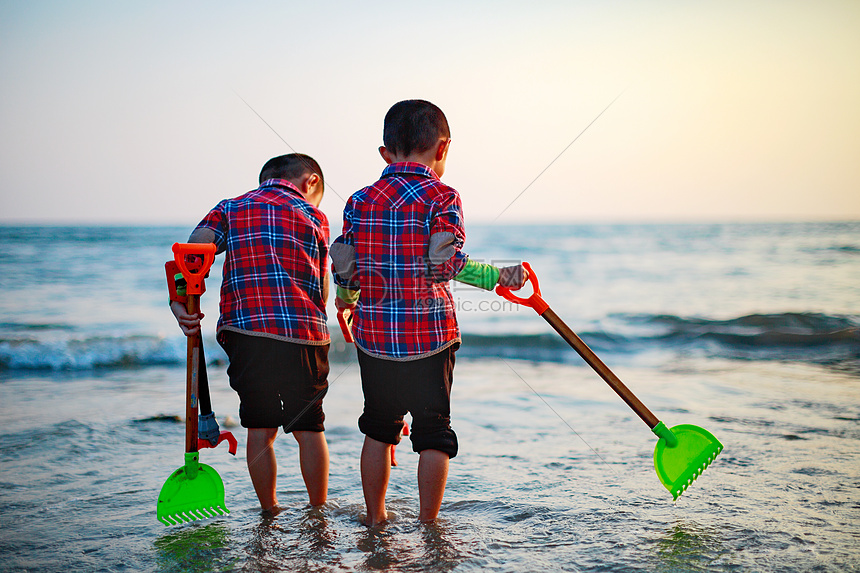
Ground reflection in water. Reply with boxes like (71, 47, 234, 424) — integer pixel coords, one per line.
(299, 505, 337, 556)
(357, 525, 398, 570)
(149, 499, 735, 573)
(654, 522, 727, 572)
(242, 505, 340, 572)
(154, 521, 234, 572)
(420, 521, 465, 572)
(356, 519, 465, 572)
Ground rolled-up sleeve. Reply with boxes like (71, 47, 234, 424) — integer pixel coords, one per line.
(331, 198, 360, 290)
(426, 190, 468, 282)
(195, 200, 230, 252)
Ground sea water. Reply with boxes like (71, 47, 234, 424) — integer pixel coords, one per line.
(0, 222, 858, 572)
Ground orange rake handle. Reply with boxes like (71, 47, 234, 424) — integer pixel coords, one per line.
(495, 262, 549, 315)
(172, 242, 217, 295)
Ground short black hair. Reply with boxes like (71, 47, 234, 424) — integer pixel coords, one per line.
(382, 100, 450, 157)
(259, 153, 324, 188)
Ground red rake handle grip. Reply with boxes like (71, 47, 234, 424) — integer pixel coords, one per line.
(199, 431, 238, 456)
(337, 307, 354, 343)
(495, 261, 549, 315)
(172, 242, 216, 295)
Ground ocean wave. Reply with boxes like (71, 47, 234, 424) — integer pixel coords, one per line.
(2, 312, 857, 372)
(622, 311, 859, 345)
(0, 334, 191, 370)
(0, 322, 76, 331)
(459, 312, 860, 371)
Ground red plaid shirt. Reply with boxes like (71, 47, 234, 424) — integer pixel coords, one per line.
(196, 179, 330, 345)
(332, 162, 468, 359)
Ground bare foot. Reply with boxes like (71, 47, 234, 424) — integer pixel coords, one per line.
(364, 512, 388, 527)
(261, 504, 284, 518)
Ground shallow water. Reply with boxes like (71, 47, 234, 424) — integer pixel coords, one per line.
(1, 223, 859, 571)
(2, 354, 859, 572)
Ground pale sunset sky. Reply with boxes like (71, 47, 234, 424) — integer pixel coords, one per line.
(1, 0, 858, 226)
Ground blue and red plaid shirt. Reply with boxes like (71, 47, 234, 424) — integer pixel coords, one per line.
(332, 162, 469, 359)
(196, 179, 330, 345)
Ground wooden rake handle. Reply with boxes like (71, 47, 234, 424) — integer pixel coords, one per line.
(185, 294, 201, 453)
(496, 262, 660, 429)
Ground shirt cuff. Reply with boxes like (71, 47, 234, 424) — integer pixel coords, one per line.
(336, 285, 360, 304)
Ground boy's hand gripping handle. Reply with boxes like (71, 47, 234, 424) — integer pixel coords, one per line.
(495, 262, 549, 315)
(172, 242, 217, 295)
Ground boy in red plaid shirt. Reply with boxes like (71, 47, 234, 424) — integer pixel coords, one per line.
(171, 154, 331, 513)
(331, 100, 526, 525)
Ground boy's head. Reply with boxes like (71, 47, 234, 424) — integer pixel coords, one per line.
(259, 153, 325, 206)
(382, 100, 450, 158)
(380, 100, 452, 176)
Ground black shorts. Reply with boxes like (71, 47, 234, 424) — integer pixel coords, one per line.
(219, 330, 329, 432)
(357, 343, 458, 458)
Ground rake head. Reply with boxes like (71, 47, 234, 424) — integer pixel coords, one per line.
(157, 452, 229, 526)
(653, 423, 723, 501)
(157, 500, 230, 526)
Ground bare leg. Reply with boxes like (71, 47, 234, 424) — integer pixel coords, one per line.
(246, 427, 280, 511)
(293, 430, 329, 506)
(361, 436, 392, 526)
(417, 449, 449, 522)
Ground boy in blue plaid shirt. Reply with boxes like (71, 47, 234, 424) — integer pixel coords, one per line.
(171, 153, 330, 514)
(332, 100, 526, 524)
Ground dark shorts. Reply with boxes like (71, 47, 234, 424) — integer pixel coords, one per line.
(219, 330, 329, 432)
(357, 343, 458, 458)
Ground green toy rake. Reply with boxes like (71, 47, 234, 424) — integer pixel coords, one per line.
(157, 242, 232, 525)
(496, 262, 722, 500)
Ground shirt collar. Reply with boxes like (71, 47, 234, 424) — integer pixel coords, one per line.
(259, 178, 304, 198)
(381, 162, 440, 180)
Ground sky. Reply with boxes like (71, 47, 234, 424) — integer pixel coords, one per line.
(1, 0, 858, 226)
